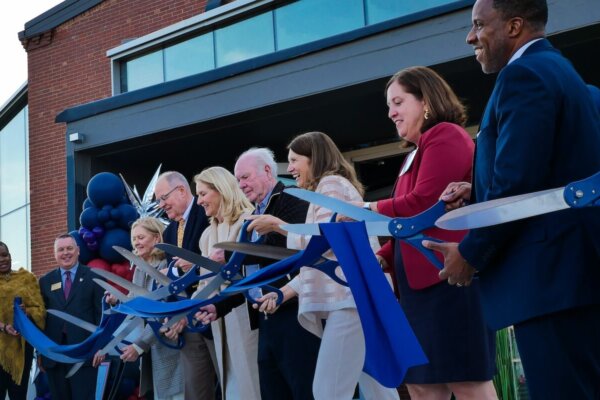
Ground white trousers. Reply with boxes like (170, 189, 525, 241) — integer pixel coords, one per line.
(312, 308, 399, 400)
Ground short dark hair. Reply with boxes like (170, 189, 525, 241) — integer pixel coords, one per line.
(493, 0, 548, 31)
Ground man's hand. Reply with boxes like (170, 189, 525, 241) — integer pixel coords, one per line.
(246, 214, 286, 236)
(440, 182, 472, 211)
(162, 317, 187, 340)
(422, 240, 476, 286)
(120, 345, 141, 363)
(194, 304, 217, 325)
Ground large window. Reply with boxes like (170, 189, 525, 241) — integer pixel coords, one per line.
(119, 0, 465, 93)
(0, 106, 31, 269)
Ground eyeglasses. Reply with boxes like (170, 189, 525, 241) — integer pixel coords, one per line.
(158, 185, 182, 202)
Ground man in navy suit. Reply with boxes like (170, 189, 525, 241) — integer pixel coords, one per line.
(38, 233, 105, 400)
(153, 171, 216, 400)
(424, 0, 600, 398)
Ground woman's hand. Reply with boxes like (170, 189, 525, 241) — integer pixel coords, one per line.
(208, 248, 226, 264)
(173, 256, 193, 272)
(194, 304, 218, 325)
(3, 324, 19, 336)
(440, 182, 471, 211)
(246, 214, 287, 236)
(253, 292, 281, 314)
(92, 351, 105, 367)
(120, 345, 141, 363)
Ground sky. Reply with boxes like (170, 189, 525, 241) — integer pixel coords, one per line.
(0, 0, 64, 105)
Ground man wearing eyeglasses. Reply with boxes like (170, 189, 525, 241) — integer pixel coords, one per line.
(153, 171, 216, 400)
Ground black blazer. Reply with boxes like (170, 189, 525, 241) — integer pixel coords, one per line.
(163, 198, 209, 255)
(39, 264, 105, 368)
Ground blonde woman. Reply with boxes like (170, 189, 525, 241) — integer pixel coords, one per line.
(194, 167, 259, 400)
(116, 217, 184, 400)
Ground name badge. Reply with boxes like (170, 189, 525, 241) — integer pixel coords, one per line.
(51, 282, 62, 291)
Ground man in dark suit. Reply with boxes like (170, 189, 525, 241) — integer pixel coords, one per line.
(214, 148, 320, 400)
(153, 171, 215, 400)
(424, 0, 600, 398)
(38, 233, 105, 400)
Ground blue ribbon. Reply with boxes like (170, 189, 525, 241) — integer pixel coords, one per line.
(320, 221, 428, 387)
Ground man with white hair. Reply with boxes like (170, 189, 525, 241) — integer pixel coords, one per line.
(198, 148, 320, 400)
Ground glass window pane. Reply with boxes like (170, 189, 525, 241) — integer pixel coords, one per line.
(275, 0, 364, 50)
(366, 0, 455, 24)
(124, 50, 164, 92)
(165, 33, 215, 81)
(0, 108, 27, 214)
(215, 12, 275, 67)
(0, 206, 30, 270)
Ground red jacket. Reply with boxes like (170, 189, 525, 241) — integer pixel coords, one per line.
(377, 122, 474, 290)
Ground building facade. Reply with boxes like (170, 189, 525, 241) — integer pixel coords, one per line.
(12, 0, 600, 277)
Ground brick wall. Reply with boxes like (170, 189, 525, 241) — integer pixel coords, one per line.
(26, 0, 208, 277)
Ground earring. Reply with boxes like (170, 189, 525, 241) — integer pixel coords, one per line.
(424, 109, 430, 120)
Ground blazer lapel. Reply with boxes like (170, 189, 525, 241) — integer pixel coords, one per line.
(51, 269, 67, 307)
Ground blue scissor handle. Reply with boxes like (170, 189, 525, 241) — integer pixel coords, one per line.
(564, 170, 600, 207)
(147, 320, 185, 350)
(186, 312, 211, 333)
(388, 201, 446, 239)
(244, 285, 284, 306)
(312, 259, 348, 286)
(403, 235, 444, 270)
(168, 266, 217, 296)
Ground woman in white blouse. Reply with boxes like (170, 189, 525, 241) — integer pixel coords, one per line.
(251, 131, 399, 400)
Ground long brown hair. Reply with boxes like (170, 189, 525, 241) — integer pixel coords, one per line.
(386, 66, 467, 132)
(287, 131, 364, 195)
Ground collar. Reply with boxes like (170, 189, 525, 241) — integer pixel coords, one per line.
(181, 197, 194, 223)
(60, 263, 79, 277)
(508, 38, 544, 65)
(255, 185, 275, 215)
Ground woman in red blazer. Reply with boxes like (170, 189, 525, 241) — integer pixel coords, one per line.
(362, 67, 497, 399)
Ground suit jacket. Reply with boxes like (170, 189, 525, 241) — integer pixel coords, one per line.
(214, 181, 309, 329)
(39, 264, 105, 368)
(459, 39, 600, 329)
(377, 122, 474, 290)
(163, 197, 208, 255)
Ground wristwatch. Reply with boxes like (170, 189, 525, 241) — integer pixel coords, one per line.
(363, 202, 371, 210)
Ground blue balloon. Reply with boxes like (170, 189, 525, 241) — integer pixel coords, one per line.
(80, 207, 100, 229)
(92, 226, 105, 238)
(69, 230, 96, 264)
(104, 220, 117, 230)
(99, 229, 131, 263)
(117, 204, 139, 229)
(83, 197, 95, 209)
(97, 209, 110, 223)
(110, 208, 122, 220)
(87, 172, 125, 208)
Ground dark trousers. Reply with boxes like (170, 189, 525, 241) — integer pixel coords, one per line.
(514, 303, 600, 400)
(0, 343, 33, 400)
(46, 362, 97, 400)
(257, 303, 320, 400)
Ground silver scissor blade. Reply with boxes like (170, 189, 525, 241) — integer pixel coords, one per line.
(284, 188, 391, 223)
(112, 246, 171, 286)
(435, 187, 568, 230)
(47, 310, 98, 333)
(155, 243, 223, 273)
(93, 279, 130, 303)
(214, 242, 300, 260)
(66, 362, 84, 378)
(281, 221, 391, 236)
(97, 316, 141, 357)
(91, 269, 150, 297)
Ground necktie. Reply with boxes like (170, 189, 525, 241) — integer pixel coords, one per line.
(64, 271, 72, 299)
(177, 218, 186, 247)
